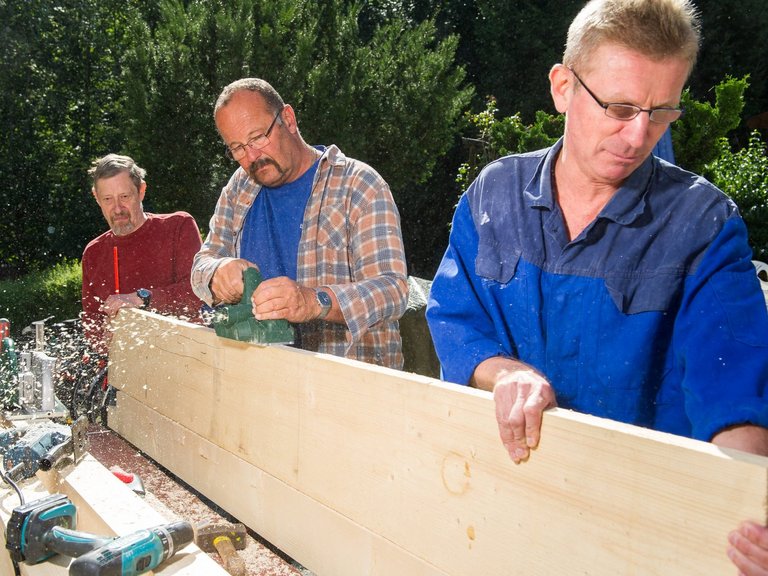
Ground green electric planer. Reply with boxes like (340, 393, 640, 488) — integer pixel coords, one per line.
(212, 267, 295, 345)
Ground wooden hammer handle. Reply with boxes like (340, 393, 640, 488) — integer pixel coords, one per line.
(213, 535, 247, 576)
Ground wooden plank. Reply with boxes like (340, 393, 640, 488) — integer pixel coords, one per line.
(1, 453, 226, 575)
(109, 309, 768, 575)
(110, 392, 448, 576)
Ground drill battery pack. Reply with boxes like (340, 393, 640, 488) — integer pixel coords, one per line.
(5, 493, 76, 564)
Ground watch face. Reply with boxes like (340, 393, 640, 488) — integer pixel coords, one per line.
(317, 290, 332, 308)
(137, 288, 151, 308)
(316, 289, 332, 319)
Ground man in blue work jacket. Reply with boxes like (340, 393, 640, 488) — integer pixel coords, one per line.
(427, 0, 768, 571)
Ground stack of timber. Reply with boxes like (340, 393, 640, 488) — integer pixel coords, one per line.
(108, 309, 768, 575)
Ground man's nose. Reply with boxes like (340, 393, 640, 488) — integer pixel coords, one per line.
(242, 143, 263, 162)
(620, 113, 652, 149)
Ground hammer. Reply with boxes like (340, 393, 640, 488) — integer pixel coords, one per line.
(194, 521, 248, 576)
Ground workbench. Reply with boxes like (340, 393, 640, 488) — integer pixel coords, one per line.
(0, 423, 309, 575)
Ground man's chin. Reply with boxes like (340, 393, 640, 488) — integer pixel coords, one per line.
(111, 222, 135, 236)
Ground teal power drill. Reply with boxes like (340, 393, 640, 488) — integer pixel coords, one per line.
(67, 521, 194, 576)
(5, 493, 193, 575)
(212, 267, 295, 344)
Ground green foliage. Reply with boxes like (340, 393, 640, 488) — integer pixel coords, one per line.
(0, 0, 143, 278)
(456, 97, 563, 191)
(690, 0, 768, 121)
(706, 132, 768, 260)
(671, 76, 748, 174)
(118, 0, 472, 275)
(469, 0, 583, 120)
(0, 260, 82, 336)
(2, 0, 767, 280)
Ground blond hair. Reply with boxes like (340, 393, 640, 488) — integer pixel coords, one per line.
(563, 0, 701, 75)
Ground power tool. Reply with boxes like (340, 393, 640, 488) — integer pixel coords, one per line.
(212, 267, 295, 345)
(0, 318, 68, 420)
(68, 520, 193, 576)
(5, 493, 193, 575)
(1, 417, 88, 482)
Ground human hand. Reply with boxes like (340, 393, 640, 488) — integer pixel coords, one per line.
(472, 357, 557, 463)
(211, 259, 254, 304)
(728, 521, 768, 575)
(252, 276, 319, 323)
(100, 293, 142, 318)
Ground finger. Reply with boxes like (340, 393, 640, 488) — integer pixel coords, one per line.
(494, 385, 529, 463)
(522, 390, 556, 449)
(728, 524, 768, 576)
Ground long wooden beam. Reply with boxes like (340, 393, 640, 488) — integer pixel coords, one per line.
(108, 309, 768, 575)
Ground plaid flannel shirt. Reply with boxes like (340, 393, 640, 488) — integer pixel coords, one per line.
(191, 145, 408, 368)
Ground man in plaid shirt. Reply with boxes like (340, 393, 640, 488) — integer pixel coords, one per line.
(191, 78, 408, 369)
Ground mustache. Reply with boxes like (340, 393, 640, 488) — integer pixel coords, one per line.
(249, 158, 277, 174)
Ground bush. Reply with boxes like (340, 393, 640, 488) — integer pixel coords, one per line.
(0, 260, 82, 337)
(456, 97, 563, 191)
(672, 75, 748, 174)
(706, 131, 768, 260)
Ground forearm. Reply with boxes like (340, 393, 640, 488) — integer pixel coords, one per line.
(427, 195, 510, 385)
(332, 191, 408, 337)
(712, 425, 768, 456)
(331, 272, 408, 328)
(191, 185, 242, 305)
(191, 209, 238, 306)
(471, 356, 539, 391)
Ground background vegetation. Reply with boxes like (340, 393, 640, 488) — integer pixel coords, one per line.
(1, 0, 767, 329)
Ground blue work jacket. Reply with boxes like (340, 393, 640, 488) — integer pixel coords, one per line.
(427, 140, 768, 441)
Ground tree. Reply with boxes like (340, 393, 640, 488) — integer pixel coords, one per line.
(120, 0, 473, 274)
(0, 0, 143, 278)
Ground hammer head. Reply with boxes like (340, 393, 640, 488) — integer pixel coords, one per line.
(194, 521, 247, 553)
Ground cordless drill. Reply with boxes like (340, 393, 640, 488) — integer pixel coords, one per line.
(67, 520, 194, 576)
(5, 493, 193, 575)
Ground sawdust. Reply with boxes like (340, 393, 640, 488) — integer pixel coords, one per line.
(86, 425, 313, 576)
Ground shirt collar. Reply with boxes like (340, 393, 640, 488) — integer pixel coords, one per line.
(524, 138, 654, 226)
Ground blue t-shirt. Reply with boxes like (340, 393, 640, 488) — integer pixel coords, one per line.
(240, 159, 319, 280)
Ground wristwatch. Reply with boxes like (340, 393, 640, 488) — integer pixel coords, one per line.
(315, 289, 332, 320)
(136, 288, 152, 309)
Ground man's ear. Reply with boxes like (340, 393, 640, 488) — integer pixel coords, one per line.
(281, 104, 299, 134)
(138, 181, 147, 202)
(91, 187, 99, 203)
(549, 64, 573, 115)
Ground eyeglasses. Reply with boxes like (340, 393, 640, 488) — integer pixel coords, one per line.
(569, 68, 683, 124)
(225, 108, 283, 161)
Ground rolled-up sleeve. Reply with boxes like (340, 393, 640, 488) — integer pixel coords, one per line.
(191, 172, 249, 305)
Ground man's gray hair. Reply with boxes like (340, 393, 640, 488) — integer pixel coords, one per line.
(88, 154, 146, 190)
(563, 0, 701, 75)
(214, 78, 285, 117)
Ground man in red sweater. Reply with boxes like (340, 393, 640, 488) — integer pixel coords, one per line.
(81, 154, 202, 352)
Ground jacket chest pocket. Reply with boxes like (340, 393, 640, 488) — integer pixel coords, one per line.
(476, 240, 521, 284)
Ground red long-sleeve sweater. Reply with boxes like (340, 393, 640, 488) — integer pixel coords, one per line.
(81, 212, 203, 351)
